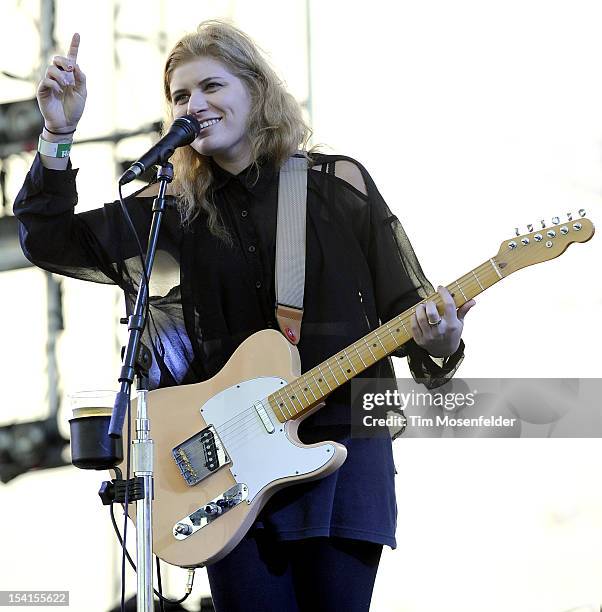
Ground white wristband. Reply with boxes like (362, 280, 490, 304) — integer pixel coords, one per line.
(38, 136, 72, 158)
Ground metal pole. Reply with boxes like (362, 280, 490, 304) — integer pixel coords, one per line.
(111, 4, 155, 608)
(45, 273, 63, 417)
(39, 0, 56, 64)
(133, 389, 154, 612)
(39, 0, 62, 419)
(112, 166, 174, 612)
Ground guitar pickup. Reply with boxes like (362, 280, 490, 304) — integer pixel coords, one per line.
(172, 425, 231, 486)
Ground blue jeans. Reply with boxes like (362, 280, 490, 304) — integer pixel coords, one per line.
(206, 531, 383, 611)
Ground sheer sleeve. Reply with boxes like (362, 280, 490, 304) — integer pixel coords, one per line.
(349, 158, 465, 389)
(13, 154, 154, 291)
(13, 154, 191, 389)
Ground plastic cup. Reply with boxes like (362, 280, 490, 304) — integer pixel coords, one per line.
(68, 390, 123, 470)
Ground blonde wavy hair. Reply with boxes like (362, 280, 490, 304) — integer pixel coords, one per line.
(163, 20, 315, 240)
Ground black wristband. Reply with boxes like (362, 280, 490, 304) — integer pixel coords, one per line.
(44, 125, 76, 136)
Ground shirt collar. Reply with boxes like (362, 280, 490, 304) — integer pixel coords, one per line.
(208, 156, 277, 198)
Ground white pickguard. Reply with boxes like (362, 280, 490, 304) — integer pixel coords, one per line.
(199, 377, 336, 501)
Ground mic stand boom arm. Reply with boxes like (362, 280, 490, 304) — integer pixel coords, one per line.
(109, 162, 174, 612)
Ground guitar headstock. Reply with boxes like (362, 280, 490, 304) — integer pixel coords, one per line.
(494, 211, 594, 275)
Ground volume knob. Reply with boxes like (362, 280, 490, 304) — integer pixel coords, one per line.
(204, 503, 223, 517)
(174, 523, 192, 535)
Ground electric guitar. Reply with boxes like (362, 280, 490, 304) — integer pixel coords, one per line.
(116, 213, 594, 568)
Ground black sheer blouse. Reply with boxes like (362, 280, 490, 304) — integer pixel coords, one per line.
(14, 152, 464, 548)
(14, 152, 463, 392)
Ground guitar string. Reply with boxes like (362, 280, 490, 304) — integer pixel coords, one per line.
(181, 239, 569, 466)
(200, 263, 500, 449)
(200, 263, 500, 451)
(193, 233, 588, 476)
(269, 258, 510, 417)
(250, 225, 583, 433)
(219, 262, 495, 426)
(201, 235, 571, 449)
(188, 419, 266, 469)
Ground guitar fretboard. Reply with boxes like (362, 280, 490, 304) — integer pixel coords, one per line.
(267, 258, 504, 422)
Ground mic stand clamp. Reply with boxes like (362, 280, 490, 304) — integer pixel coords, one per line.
(99, 474, 146, 506)
(109, 162, 174, 612)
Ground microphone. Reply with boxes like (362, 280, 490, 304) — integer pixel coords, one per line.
(119, 115, 201, 185)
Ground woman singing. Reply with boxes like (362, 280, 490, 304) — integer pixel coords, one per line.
(15, 20, 473, 611)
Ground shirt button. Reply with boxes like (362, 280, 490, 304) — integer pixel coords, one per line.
(241, 210, 248, 218)
(267, 321, 274, 328)
(248, 245, 256, 253)
(255, 281, 262, 289)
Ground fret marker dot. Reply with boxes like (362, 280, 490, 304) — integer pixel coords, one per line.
(347, 369, 351, 373)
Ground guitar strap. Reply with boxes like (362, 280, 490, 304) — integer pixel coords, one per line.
(275, 153, 309, 345)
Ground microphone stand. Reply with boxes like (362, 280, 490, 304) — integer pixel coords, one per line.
(109, 162, 174, 612)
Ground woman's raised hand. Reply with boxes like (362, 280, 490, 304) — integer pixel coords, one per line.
(37, 33, 87, 133)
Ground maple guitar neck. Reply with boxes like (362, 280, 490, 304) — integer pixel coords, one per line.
(266, 216, 595, 423)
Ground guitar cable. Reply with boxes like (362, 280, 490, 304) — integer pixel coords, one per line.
(117, 182, 152, 354)
(109, 493, 196, 606)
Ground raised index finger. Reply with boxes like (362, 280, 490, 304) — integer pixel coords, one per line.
(66, 33, 80, 64)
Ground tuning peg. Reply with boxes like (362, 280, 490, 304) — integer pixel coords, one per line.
(540, 220, 546, 229)
(515, 227, 520, 237)
(567, 212, 572, 221)
(579, 208, 586, 217)
(552, 216, 560, 225)
(527, 224, 533, 232)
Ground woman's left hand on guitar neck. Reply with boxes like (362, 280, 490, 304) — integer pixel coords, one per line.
(411, 286, 475, 358)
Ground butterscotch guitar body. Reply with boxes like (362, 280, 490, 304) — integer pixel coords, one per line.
(116, 329, 347, 568)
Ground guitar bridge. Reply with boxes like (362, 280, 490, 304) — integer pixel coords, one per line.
(172, 425, 230, 486)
